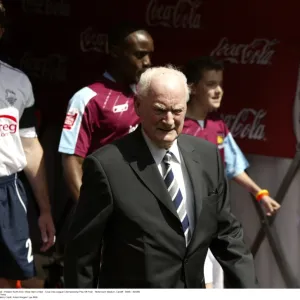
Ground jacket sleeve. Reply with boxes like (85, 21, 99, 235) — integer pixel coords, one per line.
(64, 154, 114, 288)
(210, 148, 258, 288)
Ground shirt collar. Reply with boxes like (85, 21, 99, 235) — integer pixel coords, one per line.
(103, 71, 136, 93)
(141, 129, 181, 165)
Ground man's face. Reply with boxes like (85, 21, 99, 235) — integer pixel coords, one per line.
(192, 69, 223, 111)
(120, 31, 154, 84)
(135, 75, 187, 149)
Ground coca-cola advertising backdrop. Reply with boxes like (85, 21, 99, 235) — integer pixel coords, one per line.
(2, 0, 300, 158)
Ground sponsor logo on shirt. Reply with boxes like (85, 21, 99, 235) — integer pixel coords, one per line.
(5, 89, 17, 106)
(0, 115, 17, 137)
(113, 103, 128, 113)
(129, 124, 139, 133)
(63, 108, 78, 130)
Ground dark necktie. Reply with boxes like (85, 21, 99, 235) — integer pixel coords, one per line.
(163, 151, 191, 245)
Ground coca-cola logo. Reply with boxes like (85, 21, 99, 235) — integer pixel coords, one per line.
(20, 52, 67, 82)
(211, 37, 279, 65)
(80, 27, 107, 53)
(221, 108, 267, 140)
(22, 0, 70, 16)
(0, 115, 17, 137)
(146, 0, 202, 29)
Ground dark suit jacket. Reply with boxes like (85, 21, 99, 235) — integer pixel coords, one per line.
(64, 127, 257, 288)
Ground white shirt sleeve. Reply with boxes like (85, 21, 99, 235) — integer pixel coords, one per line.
(19, 73, 37, 137)
(204, 249, 214, 284)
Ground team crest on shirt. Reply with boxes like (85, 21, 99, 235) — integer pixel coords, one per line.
(63, 108, 79, 130)
(5, 89, 17, 106)
(113, 103, 128, 113)
(217, 135, 224, 144)
(217, 134, 224, 149)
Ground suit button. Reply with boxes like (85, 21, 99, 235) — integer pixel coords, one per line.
(184, 259, 188, 264)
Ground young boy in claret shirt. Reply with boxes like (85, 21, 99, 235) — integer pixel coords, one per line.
(182, 56, 280, 288)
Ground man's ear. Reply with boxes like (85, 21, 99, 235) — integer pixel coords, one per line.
(189, 83, 197, 96)
(134, 95, 141, 116)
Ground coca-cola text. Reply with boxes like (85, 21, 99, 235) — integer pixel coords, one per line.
(146, 0, 202, 29)
(22, 0, 70, 16)
(20, 52, 67, 82)
(211, 37, 278, 65)
(222, 108, 266, 140)
(80, 27, 107, 53)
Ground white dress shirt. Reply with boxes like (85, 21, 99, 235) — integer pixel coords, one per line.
(204, 249, 224, 288)
(142, 130, 195, 234)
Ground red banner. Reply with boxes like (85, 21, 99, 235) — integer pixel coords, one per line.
(2, 0, 300, 158)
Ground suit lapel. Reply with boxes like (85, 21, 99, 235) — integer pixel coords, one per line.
(178, 136, 207, 250)
(128, 128, 179, 220)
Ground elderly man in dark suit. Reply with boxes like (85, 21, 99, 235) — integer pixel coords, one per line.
(63, 66, 257, 288)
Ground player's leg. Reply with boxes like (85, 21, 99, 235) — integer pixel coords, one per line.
(0, 239, 18, 288)
(0, 174, 36, 288)
(0, 279, 16, 288)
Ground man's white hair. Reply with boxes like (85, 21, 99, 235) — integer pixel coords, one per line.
(136, 65, 190, 102)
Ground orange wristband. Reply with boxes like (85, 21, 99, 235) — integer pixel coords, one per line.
(255, 189, 269, 201)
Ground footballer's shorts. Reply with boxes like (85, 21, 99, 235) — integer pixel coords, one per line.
(0, 174, 36, 280)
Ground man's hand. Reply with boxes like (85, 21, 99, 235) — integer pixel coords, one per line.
(261, 195, 281, 216)
(233, 172, 281, 216)
(38, 212, 56, 252)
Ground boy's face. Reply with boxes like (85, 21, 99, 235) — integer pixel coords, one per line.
(191, 69, 224, 111)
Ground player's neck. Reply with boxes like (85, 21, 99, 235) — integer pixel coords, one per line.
(186, 101, 208, 121)
(106, 66, 132, 87)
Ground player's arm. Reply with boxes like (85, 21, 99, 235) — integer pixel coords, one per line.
(62, 154, 84, 202)
(20, 78, 55, 252)
(21, 136, 55, 251)
(58, 88, 96, 202)
(233, 172, 280, 216)
(21, 137, 51, 215)
(224, 132, 280, 216)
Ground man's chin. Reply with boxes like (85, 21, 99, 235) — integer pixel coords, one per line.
(154, 133, 178, 148)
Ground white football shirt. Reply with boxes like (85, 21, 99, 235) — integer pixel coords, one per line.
(0, 60, 37, 176)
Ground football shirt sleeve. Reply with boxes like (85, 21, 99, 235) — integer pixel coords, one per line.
(58, 87, 97, 157)
(223, 130, 250, 179)
(19, 75, 37, 138)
